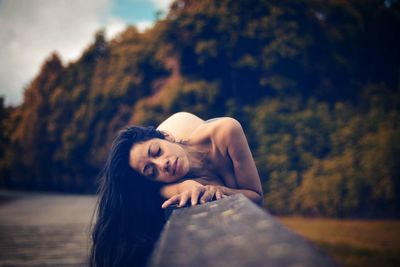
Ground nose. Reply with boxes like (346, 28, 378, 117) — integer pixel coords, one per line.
(153, 157, 170, 173)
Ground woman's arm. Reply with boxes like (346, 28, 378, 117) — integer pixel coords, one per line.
(215, 118, 264, 204)
(161, 179, 262, 208)
(160, 180, 213, 208)
(203, 185, 262, 204)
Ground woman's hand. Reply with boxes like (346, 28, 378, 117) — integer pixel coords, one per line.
(199, 185, 227, 204)
(161, 180, 228, 209)
(161, 180, 205, 208)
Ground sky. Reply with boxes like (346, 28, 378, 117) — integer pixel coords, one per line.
(0, 0, 174, 106)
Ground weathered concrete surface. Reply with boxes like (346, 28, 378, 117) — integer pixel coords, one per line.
(149, 194, 337, 267)
(0, 190, 97, 267)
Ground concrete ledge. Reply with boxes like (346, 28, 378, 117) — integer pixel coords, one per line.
(148, 194, 336, 267)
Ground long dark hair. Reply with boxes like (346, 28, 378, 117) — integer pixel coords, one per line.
(90, 126, 166, 267)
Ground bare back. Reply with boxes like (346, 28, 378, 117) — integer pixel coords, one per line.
(156, 112, 205, 141)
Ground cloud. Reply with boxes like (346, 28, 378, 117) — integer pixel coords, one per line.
(104, 18, 128, 40)
(0, 0, 128, 105)
(149, 0, 175, 12)
(136, 20, 154, 32)
(0, 0, 172, 105)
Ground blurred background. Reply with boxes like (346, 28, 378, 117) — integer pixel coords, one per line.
(0, 0, 399, 266)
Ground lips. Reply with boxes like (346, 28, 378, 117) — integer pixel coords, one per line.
(172, 158, 178, 175)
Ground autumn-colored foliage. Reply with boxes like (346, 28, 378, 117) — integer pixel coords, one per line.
(0, 0, 399, 216)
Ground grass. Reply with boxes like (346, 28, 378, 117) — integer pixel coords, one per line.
(277, 216, 400, 267)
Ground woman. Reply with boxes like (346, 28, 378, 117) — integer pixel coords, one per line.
(90, 112, 263, 267)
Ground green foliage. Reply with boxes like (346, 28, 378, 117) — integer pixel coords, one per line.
(0, 97, 12, 186)
(163, 0, 400, 102)
(249, 93, 400, 216)
(130, 77, 222, 126)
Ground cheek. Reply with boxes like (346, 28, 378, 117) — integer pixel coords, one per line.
(182, 155, 190, 175)
(177, 145, 187, 156)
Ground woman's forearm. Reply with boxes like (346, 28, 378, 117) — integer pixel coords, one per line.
(220, 186, 264, 205)
(160, 179, 205, 199)
(161, 180, 264, 208)
(194, 178, 264, 205)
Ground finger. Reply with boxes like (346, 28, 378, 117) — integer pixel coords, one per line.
(191, 189, 202, 206)
(200, 190, 215, 204)
(162, 195, 180, 209)
(179, 192, 190, 207)
(215, 190, 222, 200)
(221, 194, 228, 198)
(162, 196, 179, 209)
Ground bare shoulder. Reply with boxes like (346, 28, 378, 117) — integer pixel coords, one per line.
(209, 118, 252, 163)
(157, 112, 205, 141)
(209, 117, 243, 139)
(157, 113, 242, 144)
(197, 117, 244, 146)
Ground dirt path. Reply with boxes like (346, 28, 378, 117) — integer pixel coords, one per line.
(0, 190, 97, 267)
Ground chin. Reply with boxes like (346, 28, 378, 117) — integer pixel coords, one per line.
(182, 162, 190, 177)
(163, 176, 180, 184)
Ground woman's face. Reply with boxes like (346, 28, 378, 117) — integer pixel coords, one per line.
(129, 138, 190, 183)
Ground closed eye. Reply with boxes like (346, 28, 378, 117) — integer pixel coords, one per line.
(156, 147, 161, 157)
(148, 165, 157, 179)
(151, 145, 161, 157)
(144, 164, 156, 178)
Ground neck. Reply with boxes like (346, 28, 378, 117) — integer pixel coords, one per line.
(180, 142, 210, 178)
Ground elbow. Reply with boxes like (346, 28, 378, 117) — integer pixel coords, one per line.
(255, 186, 264, 206)
(259, 195, 265, 206)
(254, 192, 264, 206)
